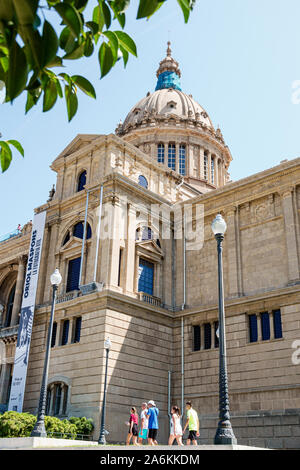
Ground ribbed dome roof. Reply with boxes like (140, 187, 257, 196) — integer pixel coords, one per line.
(116, 42, 214, 136)
(122, 87, 213, 129)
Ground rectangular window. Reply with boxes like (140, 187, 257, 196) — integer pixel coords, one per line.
(249, 314, 258, 342)
(211, 157, 215, 184)
(204, 323, 211, 350)
(214, 321, 219, 348)
(66, 257, 81, 292)
(168, 144, 176, 171)
(273, 309, 283, 339)
(73, 317, 82, 343)
(157, 144, 165, 164)
(261, 312, 270, 341)
(193, 325, 201, 351)
(179, 144, 186, 176)
(51, 322, 57, 348)
(61, 319, 69, 346)
(204, 154, 208, 180)
(138, 259, 154, 296)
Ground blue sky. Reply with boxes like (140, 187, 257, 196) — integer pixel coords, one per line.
(1, 0, 300, 234)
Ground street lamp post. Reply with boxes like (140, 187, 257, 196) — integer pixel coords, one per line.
(211, 214, 237, 446)
(31, 268, 62, 438)
(98, 337, 111, 445)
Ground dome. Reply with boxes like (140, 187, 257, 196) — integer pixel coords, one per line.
(116, 42, 215, 137)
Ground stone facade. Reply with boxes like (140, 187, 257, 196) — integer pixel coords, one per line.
(0, 44, 299, 448)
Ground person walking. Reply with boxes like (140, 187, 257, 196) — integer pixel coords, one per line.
(126, 407, 139, 446)
(183, 401, 200, 445)
(168, 406, 184, 446)
(146, 400, 159, 446)
(138, 402, 149, 444)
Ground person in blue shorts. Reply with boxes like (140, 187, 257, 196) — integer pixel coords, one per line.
(146, 400, 159, 446)
(138, 402, 148, 444)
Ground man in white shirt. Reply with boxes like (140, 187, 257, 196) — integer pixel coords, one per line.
(138, 402, 149, 444)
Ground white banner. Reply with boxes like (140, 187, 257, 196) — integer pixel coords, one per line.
(8, 210, 46, 412)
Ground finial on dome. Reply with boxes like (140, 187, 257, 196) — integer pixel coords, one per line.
(166, 41, 172, 57)
(155, 42, 182, 91)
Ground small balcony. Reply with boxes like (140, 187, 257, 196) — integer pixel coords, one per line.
(0, 324, 19, 342)
(138, 292, 162, 307)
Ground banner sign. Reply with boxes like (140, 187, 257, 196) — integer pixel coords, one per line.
(8, 210, 46, 412)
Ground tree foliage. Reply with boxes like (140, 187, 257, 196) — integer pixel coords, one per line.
(0, 410, 94, 439)
(0, 0, 195, 172)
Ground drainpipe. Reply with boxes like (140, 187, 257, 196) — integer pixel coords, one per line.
(93, 184, 104, 282)
(181, 211, 186, 420)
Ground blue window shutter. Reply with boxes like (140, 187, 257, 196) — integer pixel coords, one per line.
(204, 323, 211, 349)
(273, 310, 283, 339)
(261, 312, 270, 341)
(66, 257, 81, 292)
(77, 170, 87, 192)
(193, 325, 201, 351)
(51, 322, 57, 348)
(73, 222, 84, 239)
(138, 259, 154, 296)
(249, 314, 258, 342)
(61, 320, 69, 346)
(214, 321, 219, 348)
(74, 317, 82, 343)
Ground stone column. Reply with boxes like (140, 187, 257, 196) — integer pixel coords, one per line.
(0, 362, 11, 404)
(59, 384, 65, 415)
(199, 147, 205, 179)
(214, 157, 219, 187)
(257, 314, 262, 342)
(11, 256, 26, 326)
(108, 200, 122, 289)
(164, 143, 168, 166)
(49, 384, 55, 415)
(269, 311, 275, 340)
(281, 187, 300, 284)
(225, 206, 240, 298)
(44, 221, 60, 303)
(207, 152, 211, 184)
(175, 143, 179, 173)
(124, 205, 136, 294)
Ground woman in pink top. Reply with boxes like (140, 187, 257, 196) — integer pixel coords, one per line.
(126, 407, 139, 445)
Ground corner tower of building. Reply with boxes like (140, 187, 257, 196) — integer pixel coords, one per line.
(116, 43, 232, 193)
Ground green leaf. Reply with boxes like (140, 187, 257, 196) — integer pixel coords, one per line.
(43, 79, 58, 112)
(85, 21, 99, 35)
(119, 44, 128, 67)
(136, 0, 165, 19)
(0, 142, 12, 172)
(7, 139, 24, 157)
(71, 75, 96, 98)
(54, 3, 82, 38)
(25, 88, 41, 113)
(114, 30, 137, 57)
(12, 0, 39, 24)
(102, 31, 119, 61)
(64, 84, 78, 121)
(42, 20, 58, 67)
(177, 0, 190, 23)
(63, 42, 85, 60)
(7, 41, 28, 101)
(83, 34, 94, 57)
(102, 1, 112, 29)
(111, 0, 130, 14)
(98, 41, 114, 78)
(92, 5, 105, 32)
(116, 12, 125, 29)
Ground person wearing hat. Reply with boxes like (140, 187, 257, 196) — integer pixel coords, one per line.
(146, 400, 159, 446)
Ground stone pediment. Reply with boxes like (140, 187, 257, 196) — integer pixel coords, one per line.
(60, 236, 83, 252)
(136, 239, 164, 259)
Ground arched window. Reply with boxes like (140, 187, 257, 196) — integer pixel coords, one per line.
(46, 382, 68, 416)
(5, 284, 16, 327)
(73, 222, 92, 240)
(168, 143, 176, 171)
(157, 144, 165, 163)
(77, 170, 87, 192)
(179, 144, 186, 176)
(138, 175, 148, 189)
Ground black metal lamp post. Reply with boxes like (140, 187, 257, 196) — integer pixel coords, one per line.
(31, 268, 62, 438)
(211, 214, 237, 446)
(98, 337, 111, 445)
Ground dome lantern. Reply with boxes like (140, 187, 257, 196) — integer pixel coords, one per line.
(155, 41, 182, 91)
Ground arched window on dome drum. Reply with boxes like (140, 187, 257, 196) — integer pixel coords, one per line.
(203, 153, 208, 180)
(138, 175, 148, 189)
(211, 157, 215, 184)
(168, 143, 176, 171)
(77, 170, 87, 192)
(157, 144, 165, 164)
(179, 144, 186, 176)
(5, 284, 16, 327)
